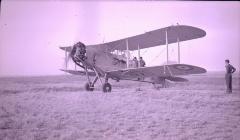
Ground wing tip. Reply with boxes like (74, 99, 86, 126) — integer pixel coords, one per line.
(197, 66, 207, 74)
(181, 25, 207, 38)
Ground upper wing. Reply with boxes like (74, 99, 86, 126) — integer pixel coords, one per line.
(93, 25, 206, 51)
(107, 64, 206, 80)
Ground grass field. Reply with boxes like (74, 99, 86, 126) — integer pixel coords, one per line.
(0, 72, 239, 140)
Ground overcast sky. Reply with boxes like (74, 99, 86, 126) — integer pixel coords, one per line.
(0, 1, 239, 76)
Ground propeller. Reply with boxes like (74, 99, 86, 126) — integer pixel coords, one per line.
(65, 42, 81, 64)
(66, 46, 73, 63)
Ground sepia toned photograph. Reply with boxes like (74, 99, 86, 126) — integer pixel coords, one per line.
(0, 0, 239, 140)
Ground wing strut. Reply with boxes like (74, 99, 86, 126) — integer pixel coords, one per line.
(65, 48, 68, 70)
(165, 29, 169, 65)
(177, 23, 181, 64)
(126, 39, 129, 68)
(138, 44, 141, 67)
(177, 37, 180, 64)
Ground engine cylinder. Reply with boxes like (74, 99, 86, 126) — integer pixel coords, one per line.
(71, 42, 87, 62)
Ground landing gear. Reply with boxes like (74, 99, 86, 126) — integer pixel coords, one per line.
(83, 66, 113, 92)
(102, 83, 112, 92)
(85, 82, 94, 91)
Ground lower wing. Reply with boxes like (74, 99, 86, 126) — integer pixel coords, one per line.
(60, 69, 96, 76)
(107, 64, 206, 81)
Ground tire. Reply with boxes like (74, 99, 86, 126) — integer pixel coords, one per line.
(103, 83, 112, 92)
(85, 82, 94, 91)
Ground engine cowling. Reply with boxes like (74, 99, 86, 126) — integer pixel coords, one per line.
(71, 42, 87, 62)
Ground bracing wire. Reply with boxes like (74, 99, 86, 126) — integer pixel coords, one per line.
(148, 46, 167, 65)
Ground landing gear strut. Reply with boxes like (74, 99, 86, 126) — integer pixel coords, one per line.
(84, 66, 112, 92)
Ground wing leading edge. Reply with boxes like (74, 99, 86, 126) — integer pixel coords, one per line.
(60, 69, 96, 76)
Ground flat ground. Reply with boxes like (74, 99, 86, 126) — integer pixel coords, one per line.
(0, 72, 240, 140)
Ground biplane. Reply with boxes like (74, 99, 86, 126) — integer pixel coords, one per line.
(60, 25, 207, 92)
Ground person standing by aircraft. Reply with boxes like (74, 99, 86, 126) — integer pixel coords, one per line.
(225, 59, 236, 93)
(132, 57, 138, 68)
(139, 57, 146, 67)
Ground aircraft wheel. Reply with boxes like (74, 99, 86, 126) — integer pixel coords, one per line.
(103, 83, 112, 92)
(85, 82, 94, 91)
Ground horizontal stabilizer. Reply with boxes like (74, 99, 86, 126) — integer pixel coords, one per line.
(165, 76, 188, 82)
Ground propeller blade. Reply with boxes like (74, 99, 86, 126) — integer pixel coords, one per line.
(67, 46, 73, 63)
